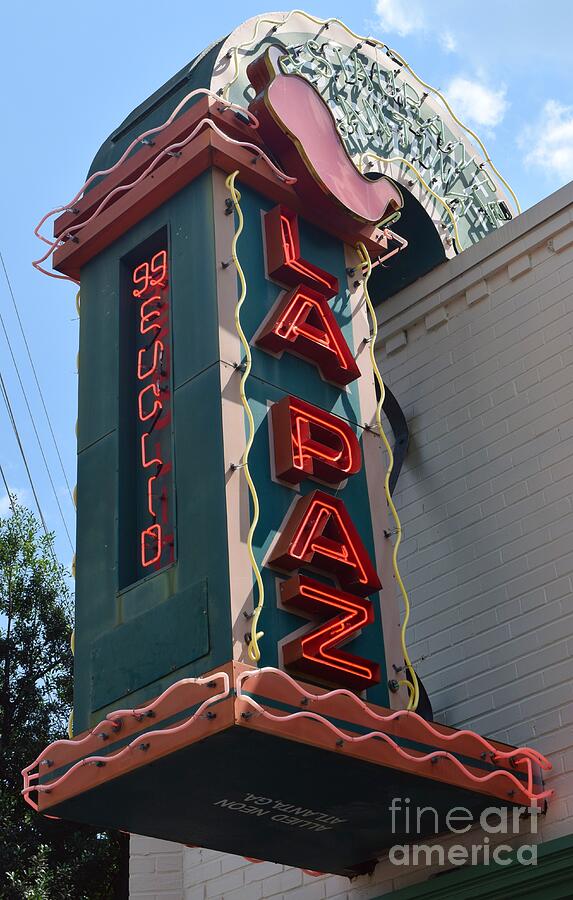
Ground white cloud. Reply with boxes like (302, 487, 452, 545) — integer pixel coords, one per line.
(446, 76, 508, 129)
(440, 31, 457, 53)
(522, 100, 573, 181)
(373, 0, 457, 48)
(374, 0, 425, 37)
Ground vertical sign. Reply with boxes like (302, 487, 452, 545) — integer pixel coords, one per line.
(120, 241, 175, 586)
(253, 203, 384, 693)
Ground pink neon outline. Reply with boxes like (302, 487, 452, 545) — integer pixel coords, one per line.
(236, 668, 552, 806)
(140, 523, 162, 567)
(21, 673, 230, 813)
(33, 90, 296, 284)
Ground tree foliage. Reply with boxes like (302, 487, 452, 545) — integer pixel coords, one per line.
(0, 502, 126, 898)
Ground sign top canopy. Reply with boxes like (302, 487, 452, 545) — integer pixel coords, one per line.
(210, 10, 517, 255)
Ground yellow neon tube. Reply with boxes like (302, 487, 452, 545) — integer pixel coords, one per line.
(225, 171, 265, 663)
(355, 241, 419, 711)
(360, 151, 463, 253)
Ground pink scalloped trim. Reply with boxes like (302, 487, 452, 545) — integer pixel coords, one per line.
(236, 667, 553, 805)
(22, 672, 230, 813)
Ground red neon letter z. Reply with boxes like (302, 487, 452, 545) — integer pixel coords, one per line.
(281, 574, 380, 690)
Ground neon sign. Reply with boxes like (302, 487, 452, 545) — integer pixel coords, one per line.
(271, 395, 361, 486)
(269, 490, 381, 596)
(264, 205, 339, 296)
(259, 203, 382, 688)
(280, 574, 380, 690)
(256, 285, 360, 386)
(125, 247, 175, 583)
(268, 40, 512, 248)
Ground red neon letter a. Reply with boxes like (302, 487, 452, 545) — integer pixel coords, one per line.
(256, 286, 360, 386)
(268, 490, 381, 596)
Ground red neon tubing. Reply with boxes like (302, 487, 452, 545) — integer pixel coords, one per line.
(289, 500, 370, 587)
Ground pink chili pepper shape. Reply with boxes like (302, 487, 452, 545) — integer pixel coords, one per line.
(248, 46, 403, 226)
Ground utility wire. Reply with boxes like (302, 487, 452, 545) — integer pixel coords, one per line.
(0, 261, 74, 550)
(0, 369, 49, 536)
(0, 458, 13, 507)
(0, 249, 74, 506)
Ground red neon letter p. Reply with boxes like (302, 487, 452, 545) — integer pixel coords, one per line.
(271, 395, 361, 486)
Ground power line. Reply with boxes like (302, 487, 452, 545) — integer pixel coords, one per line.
(0, 369, 49, 537)
(0, 461, 19, 520)
(0, 458, 12, 505)
(0, 261, 74, 550)
(0, 421, 62, 569)
(0, 250, 74, 506)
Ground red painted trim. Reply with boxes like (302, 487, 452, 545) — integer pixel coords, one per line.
(53, 106, 386, 279)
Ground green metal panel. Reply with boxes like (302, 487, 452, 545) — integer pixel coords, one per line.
(170, 173, 220, 390)
(75, 171, 232, 733)
(74, 430, 118, 727)
(91, 578, 209, 709)
(170, 361, 231, 643)
(77, 255, 118, 452)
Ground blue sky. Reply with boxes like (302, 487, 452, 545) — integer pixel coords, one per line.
(0, 0, 571, 566)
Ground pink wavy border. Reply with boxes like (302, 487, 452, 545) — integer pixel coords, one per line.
(236, 667, 553, 805)
(33, 88, 296, 284)
(22, 672, 230, 814)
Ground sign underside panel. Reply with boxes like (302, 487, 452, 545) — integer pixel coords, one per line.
(45, 726, 520, 877)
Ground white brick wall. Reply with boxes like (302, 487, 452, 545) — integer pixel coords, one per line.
(130, 182, 573, 897)
(130, 835, 184, 898)
(375, 180, 573, 853)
